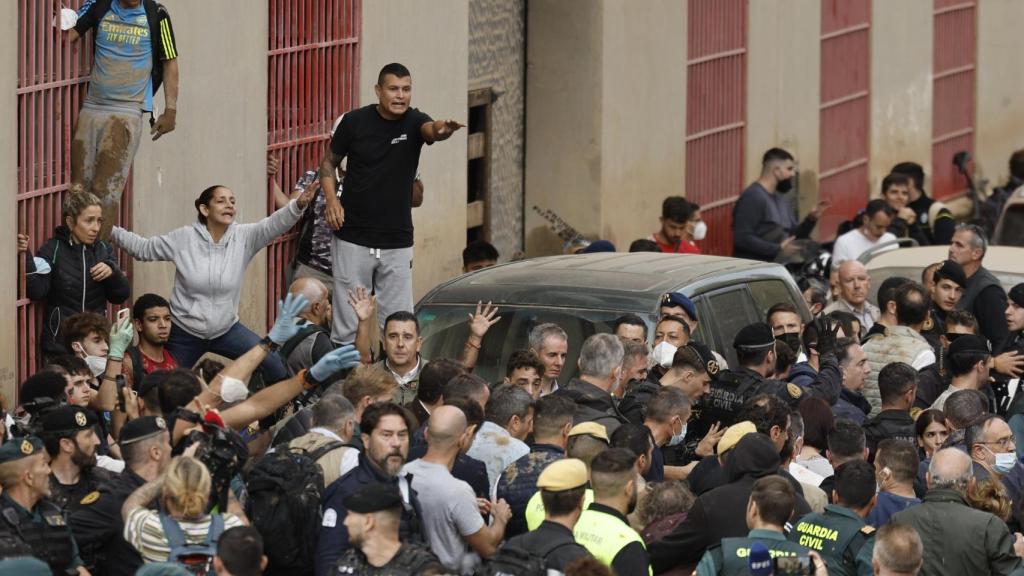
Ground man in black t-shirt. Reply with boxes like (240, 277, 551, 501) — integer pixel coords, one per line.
(318, 62, 463, 345)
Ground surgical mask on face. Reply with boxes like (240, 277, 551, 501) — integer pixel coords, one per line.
(220, 376, 250, 403)
(691, 221, 707, 241)
(668, 420, 687, 446)
(987, 446, 1018, 474)
(83, 355, 107, 377)
(777, 332, 802, 354)
(652, 341, 678, 369)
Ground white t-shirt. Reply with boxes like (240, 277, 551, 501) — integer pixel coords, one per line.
(831, 228, 896, 264)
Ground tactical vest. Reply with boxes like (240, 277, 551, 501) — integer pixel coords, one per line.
(719, 536, 806, 576)
(789, 511, 873, 574)
(862, 326, 933, 416)
(0, 499, 75, 573)
(696, 369, 760, 434)
(525, 489, 594, 532)
(573, 508, 652, 576)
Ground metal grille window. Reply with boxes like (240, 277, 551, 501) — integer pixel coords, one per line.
(819, 0, 871, 241)
(685, 0, 747, 256)
(266, 0, 360, 327)
(17, 0, 132, 384)
(932, 0, 976, 200)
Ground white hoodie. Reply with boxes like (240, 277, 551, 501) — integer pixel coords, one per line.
(111, 199, 303, 339)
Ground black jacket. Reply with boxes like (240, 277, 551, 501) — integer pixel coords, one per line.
(960, 267, 1010, 352)
(68, 470, 148, 576)
(862, 409, 916, 461)
(26, 226, 130, 357)
(553, 378, 629, 437)
(649, 433, 810, 573)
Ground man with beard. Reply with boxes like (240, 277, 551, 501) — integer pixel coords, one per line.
(315, 402, 422, 576)
(122, 293, 177, 389)
(40, 405, 111, 513)
(733, 147, 828, 262)
(0, 436, 85, 574)
(281, 277, 335, 373)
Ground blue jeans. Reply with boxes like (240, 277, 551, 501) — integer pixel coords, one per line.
(166, 321, 289, 384)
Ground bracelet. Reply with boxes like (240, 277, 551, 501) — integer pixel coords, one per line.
(101, 375, 118, 383)
(299, 369, 317, 391)
(259, 336, 280, 352)
(465, 340, 481, 350)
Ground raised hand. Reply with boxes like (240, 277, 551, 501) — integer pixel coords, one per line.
(309, 344, 362, 382)
(347, 287, 376, 322)
(268, 293, 310, 345)
(696, 422, 726, 457)
(108, 317, 134, 360)
(467, 301, 501, 339)
(436, 119, 465, 137)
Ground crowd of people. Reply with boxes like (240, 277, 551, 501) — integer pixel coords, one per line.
(10, 2, 1024, 576)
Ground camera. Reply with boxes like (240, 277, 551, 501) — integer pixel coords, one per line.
(173, 410, 249, 511)
(774, 554, 815, 575)
(10, 396, 62, 437)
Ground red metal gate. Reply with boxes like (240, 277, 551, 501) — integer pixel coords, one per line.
(931, 0, 976, 200)
(819, 0, 871, 241)
(266, 0, 360, 327)
(685, 0, 747, 256)
(17, 0, 132, 385)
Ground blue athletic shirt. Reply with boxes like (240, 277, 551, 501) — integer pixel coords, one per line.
(85, 0, 154, 110)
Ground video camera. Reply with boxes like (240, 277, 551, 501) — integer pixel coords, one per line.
(173, 409, 249, 512)
(9, 396, 63, 437)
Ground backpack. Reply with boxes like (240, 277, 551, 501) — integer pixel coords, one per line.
(159, 512, 224, 576)
(245, 441, 344, 576)
(279, 323, 331, 370)
(617, 380, 661, 425)
(477, 541, 577, 576)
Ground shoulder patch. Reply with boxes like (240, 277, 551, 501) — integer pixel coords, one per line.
(787, 383, 803, 399)
(80, 491, 100, 506)
(322, 508, 337, 528)
(860, 525, 876, 535)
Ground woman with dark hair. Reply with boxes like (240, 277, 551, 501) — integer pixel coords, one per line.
(24, 192, 131, 359)
(795, 397, 835, 478)
(110, 183, 316, 382)
(914, 408, 949, 460)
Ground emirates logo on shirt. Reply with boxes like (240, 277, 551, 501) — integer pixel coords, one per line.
(391, 134, 408, 145)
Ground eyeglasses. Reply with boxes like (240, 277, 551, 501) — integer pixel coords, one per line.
(982, 436, 1016, 450)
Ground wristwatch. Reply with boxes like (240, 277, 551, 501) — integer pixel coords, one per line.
(259, 335, 279, 352)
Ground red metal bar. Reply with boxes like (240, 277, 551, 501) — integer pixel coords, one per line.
(931, 0, 976, 200)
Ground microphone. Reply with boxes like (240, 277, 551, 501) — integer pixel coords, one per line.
(748, 541, 773, 576)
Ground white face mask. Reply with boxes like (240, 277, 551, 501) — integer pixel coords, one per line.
(220, 376, 250, 403)
(652, 341, 678, 369)
(691, 221, 707, 241)
(668, 420, 687, 446)
(83, 355, 107, 377)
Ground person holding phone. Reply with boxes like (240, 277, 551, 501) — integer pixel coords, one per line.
(110, 182, 316, 382)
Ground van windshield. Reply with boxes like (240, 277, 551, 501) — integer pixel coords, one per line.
(416, 304, 655, 385)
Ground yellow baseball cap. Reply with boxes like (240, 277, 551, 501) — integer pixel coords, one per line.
(718, 421, 757, 456)
(537, 458, 589, 491)
(568, 422, 609, 443)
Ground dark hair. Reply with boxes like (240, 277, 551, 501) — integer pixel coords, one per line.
(647, 386, 691, 424)
(881, 173, 911, 195)
(834, 460, 876, 509)
(737, 346, 773, 368)
(158, 369, 202, 415)
(876, 439, 921, 485)
(444, 396, 484, 431)
(827, 418, 866, 460)
(194, 185, 225, 225)
(610, 423, 652, 461)
(661, 196, 693, 222)
(194, 358, 225, 384)
(890, 162, 925, 193)
(63, 312, 110, 350)
(505, 350, 545, 380)
(20, 371, 68, 407)
(670, 345, 704, 372)
(657, 314, 691, 337)
(944, 389, 988, 430)
(418, 359, 465, 405)
(138, 370, 171, 411)
(462, 240, 499, 267)
(864, 198, 895, 219)
(878, 362, 917, 405)
(766, 302, 800, 325)
(738, 394, 790, 437)
(614, 314, 647, 335)
(877, 276, 912, 312)
(1010, 149, 1024, 181)
(132, 293, 171, 321)
(216, 526, 264, 576)
(383, 311, 419, 334)
(914, 409, 947, 440)
(798, 397, 835, 452)
(377, 62, 411, 85)
(484, 384, 533, 426)
(835, 337, 859, 365)
(827, 311, 860, 340)
(45, 355, 90, 377)
(532, 395, 576, 439)
(774, 340, 796, 376)
(443, 373, 489, 404)
(749, 475, 795, 526)
(762, 147, 794, 165)
(948, 346, 990, 377)
(945, 309, 977, 331)
(965, 414, 1003, 453)
(895, 282, 930, 326)
(541, 484, 587, 517)
(589, 448, 638, 497)
(360, 402, 416, 436)
(629, 239, 662, 253)
(932, 264, 963, 288)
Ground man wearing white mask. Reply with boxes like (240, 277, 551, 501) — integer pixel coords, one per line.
(552, 334, 629, 437)
(649, 315, 691, 381)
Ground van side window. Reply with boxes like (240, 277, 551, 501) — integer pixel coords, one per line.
(705, 287, 757, 367)
(749, 280, 799, 320)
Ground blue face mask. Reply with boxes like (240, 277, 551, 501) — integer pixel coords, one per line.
(668, 420, 687, 446)
(986, 445, 1018, 475)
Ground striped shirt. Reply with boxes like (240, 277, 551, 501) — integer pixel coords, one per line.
(124, 508, 245, 563)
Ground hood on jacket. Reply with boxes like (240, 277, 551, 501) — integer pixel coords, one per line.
(190, 220, 238, 244)
(724, 432, 781, 483)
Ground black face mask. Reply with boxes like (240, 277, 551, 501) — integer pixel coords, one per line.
(777, 333, 802, 354)
(776, 176, 794, 193)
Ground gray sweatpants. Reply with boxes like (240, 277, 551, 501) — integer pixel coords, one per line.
(330, 237, 413, 344)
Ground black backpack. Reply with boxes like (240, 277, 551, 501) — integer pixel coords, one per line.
(618, 380, 661, 425)
(477, 541, 576, 576)
(245, 441, 344, 576)
(159, 512, 224, 575)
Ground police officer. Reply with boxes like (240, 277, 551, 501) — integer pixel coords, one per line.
(0, 436, 85, 574)
(696, 475, 810, 575)
(788, 460, 876, 576)
(333, 483, 444, 575)
(40, 405, 112, 513)
(503, 459, 592, 572)
(69, 416, 172, 576)
(523, 422, 604, 531)
(862, 363, 919, 460)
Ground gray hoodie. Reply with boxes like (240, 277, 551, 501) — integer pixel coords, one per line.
(111, 200, 304, 339)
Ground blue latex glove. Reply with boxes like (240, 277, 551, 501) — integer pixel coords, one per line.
(108, 317, 134, 360)
(268, 293, 310, 345)
(309, 344, 362, 382)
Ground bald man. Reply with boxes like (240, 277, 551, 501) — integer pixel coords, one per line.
(282, 277, 335, 373)
(402, 405, 512, 573)
(825, 261, 880, 331)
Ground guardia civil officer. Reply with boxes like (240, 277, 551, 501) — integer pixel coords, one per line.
(69, 416, 172, 576)
(502, 458, 592, 572)
(40, 405, 113, 514)
(789, 460, 877, 576)
(695, 475, 810, 576)
(0, 436, 86, 575)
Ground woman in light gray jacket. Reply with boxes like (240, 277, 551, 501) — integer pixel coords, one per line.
(111, 182, 315, 382)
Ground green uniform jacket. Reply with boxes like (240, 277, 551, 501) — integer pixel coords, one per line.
(696, 529, 808, 576)
(788, 504, 874, 576)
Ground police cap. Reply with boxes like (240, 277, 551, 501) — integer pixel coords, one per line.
(120, 416, 168, 445)
(660, 292, 698, 322)
(733, 322, 777, 350)
(567, 422, 609, 443)
(682, 340, 721, 379)
(40, 405, 96, 437)
(0, 436, 45, 465)
(537, 458, 588, 491)
(342, 482, 403, 514)
(1010, 283, 1024, 309)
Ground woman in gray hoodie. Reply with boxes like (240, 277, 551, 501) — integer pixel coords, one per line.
(110, 183, 315, 383)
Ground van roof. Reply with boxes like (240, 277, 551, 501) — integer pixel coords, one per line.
(418, 252, 791, 312)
